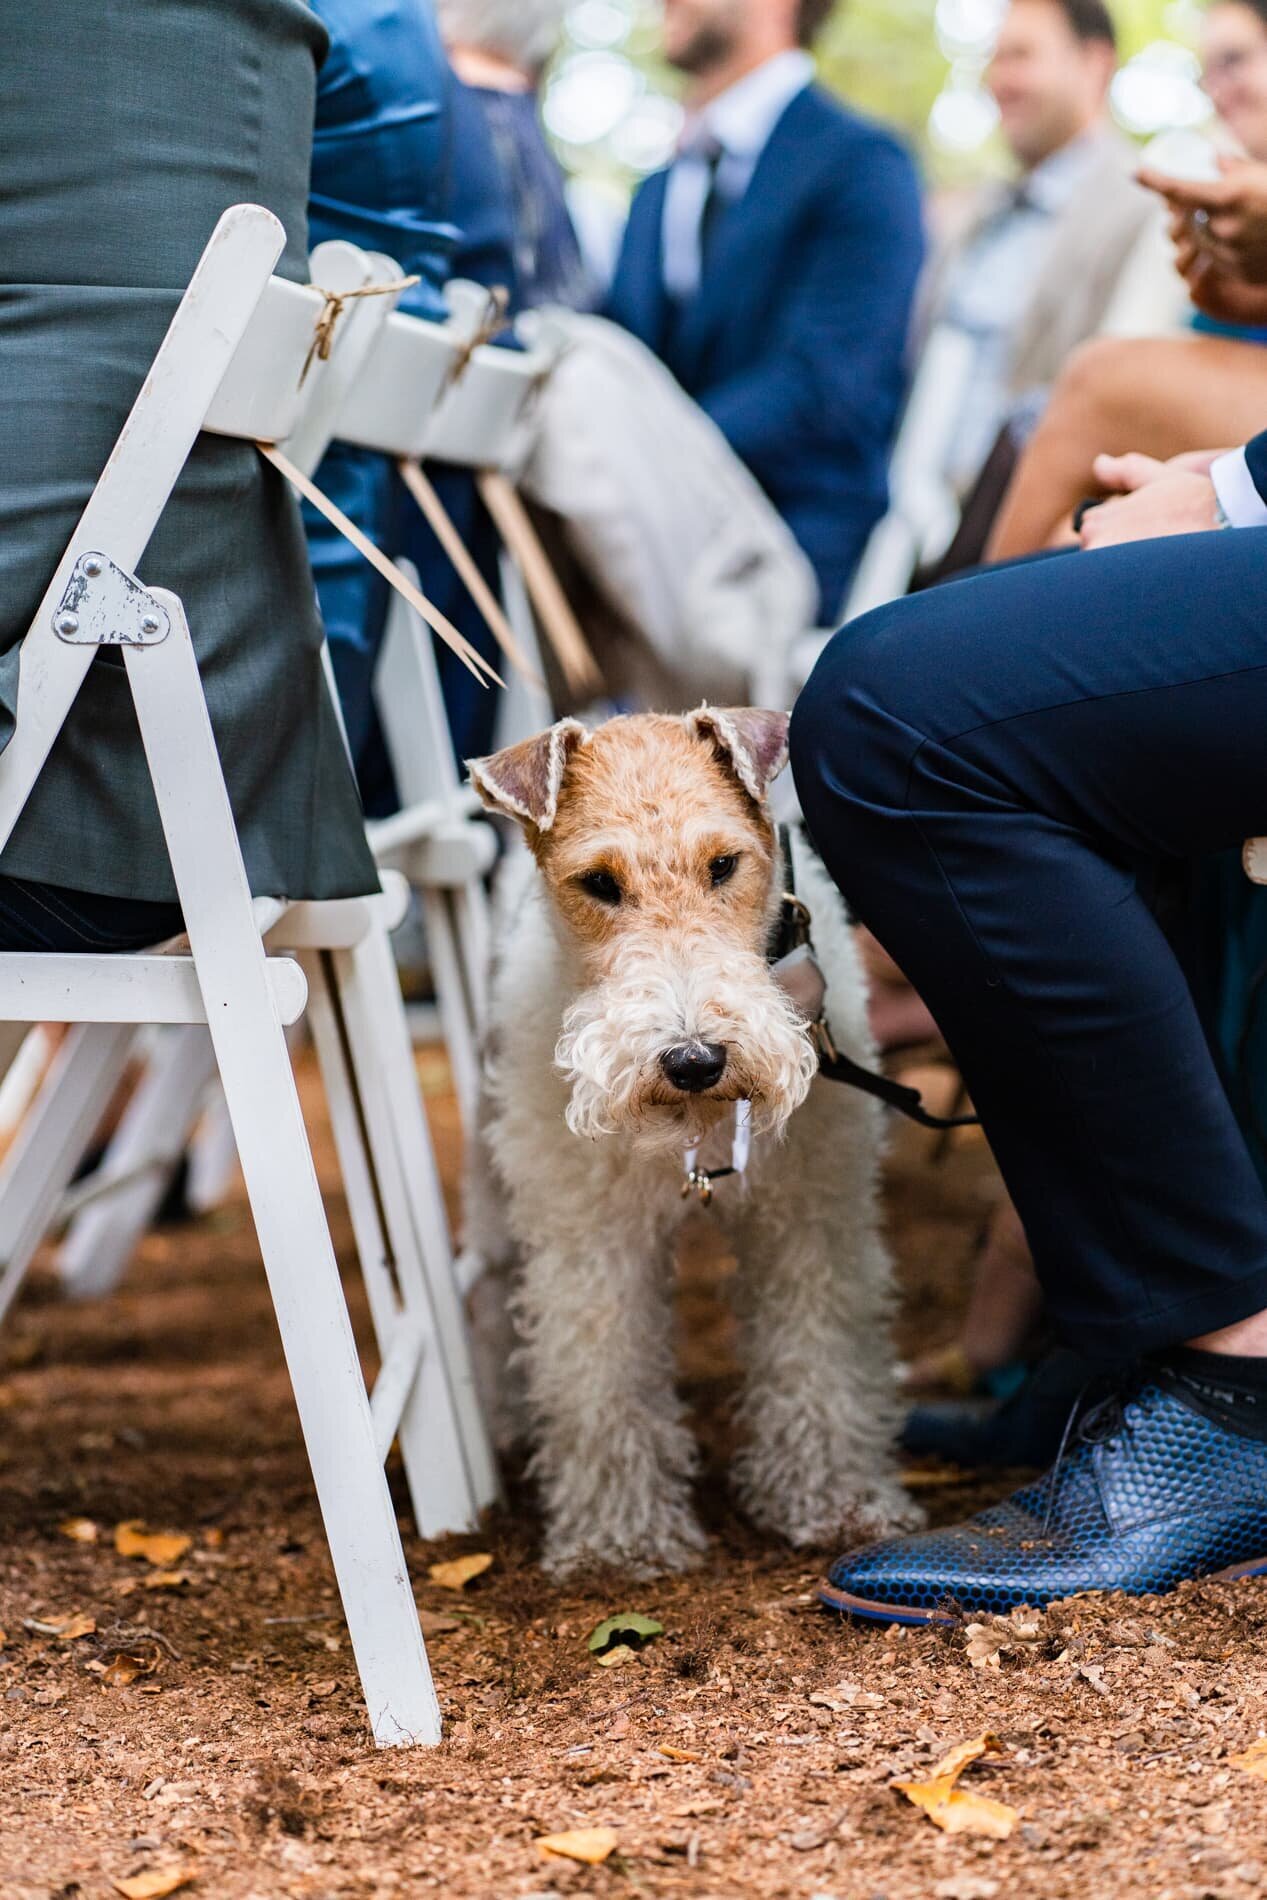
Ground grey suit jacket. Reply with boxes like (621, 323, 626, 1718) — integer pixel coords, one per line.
(0, 0, 379, 904)
(922, 131, 1172, 402)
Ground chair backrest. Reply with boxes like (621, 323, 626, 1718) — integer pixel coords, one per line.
(420, 328, 564, 472)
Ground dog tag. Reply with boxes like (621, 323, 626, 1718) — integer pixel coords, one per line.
(771, 943, 827, 1024)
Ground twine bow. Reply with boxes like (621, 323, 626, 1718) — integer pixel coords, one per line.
(443, 284, 512, 391)
(299, 274, 421, 385)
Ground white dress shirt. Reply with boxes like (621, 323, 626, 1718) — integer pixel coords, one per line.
(1211, 447, 1267, 527)
(661, 49, 815, 302)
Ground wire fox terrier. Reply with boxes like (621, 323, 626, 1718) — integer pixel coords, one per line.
(463, 708, 916, 1578)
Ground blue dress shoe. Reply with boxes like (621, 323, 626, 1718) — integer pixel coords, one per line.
(823, 1375, 1267, 1623)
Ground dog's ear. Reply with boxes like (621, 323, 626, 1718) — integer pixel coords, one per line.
(686, 706, 789, 805)
(466, 719, 587, 832)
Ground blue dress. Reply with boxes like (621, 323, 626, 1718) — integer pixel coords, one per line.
(304, 0, 459, 766)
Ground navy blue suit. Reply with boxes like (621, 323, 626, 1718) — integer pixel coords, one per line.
(790, 442, 1267, 1362)
(606, 86, 924, 619)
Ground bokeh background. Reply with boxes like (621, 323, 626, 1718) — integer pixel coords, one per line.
(544, 0, 1215, 198)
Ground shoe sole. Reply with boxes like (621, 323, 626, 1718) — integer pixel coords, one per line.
(819, 1554, 1267, 1625)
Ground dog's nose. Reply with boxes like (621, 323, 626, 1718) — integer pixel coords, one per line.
(659, 1042, 728, 1093)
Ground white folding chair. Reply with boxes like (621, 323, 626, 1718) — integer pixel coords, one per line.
(53, 254, 506, 1266)
(0, 204, 499, 1745)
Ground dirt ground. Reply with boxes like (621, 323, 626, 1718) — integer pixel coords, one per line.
(4, 1052, 1267, 1900)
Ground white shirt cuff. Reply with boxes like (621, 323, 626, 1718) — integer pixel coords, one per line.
(1211, 448, 1267, 529)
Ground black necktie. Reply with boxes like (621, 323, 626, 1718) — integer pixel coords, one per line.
(697, 137, 728, 277)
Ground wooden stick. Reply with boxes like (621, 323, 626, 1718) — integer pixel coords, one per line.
(475, 470, 603, 696)
(396, 457, 541, 686)
(258, 443, 501, 688)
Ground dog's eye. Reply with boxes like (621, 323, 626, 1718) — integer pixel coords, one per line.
(579, 869, 622, 905)
(709, 854, 738, 886)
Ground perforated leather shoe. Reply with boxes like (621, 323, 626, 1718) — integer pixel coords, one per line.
(822, 1375, 1267, 1623)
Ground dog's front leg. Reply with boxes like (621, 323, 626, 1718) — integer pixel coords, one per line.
(512, 1174, 706, 1580)
(726, 1155, 920, 1548)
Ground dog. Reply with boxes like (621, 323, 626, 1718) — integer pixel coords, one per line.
(462, 707, 917, 1578)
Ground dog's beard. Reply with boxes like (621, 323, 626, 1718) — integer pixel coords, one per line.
(555, 938, 818, 1150)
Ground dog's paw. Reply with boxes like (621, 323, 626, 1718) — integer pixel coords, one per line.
(734, 1460, 923, 1551)
(542, 1503, 709, 1581)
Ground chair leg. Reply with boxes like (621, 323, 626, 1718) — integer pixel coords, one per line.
(302, 943, 476, 1535)
(327, 925, 500, 1517)
(0, 1022, 137, 1326)
(126, 605, 440, 1747)
(57, 1023, 216, 1299)
(423, 893, 481, 1130)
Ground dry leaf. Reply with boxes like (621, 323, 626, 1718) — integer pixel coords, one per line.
(595, 1644, 635, 1669)
(309, 1678, 339, 1699)
(934, 1878, 1000, 1900)
(114, 1521, 192, 1568)
(59, 1517, 100, 1544)
(1233, 1738, 1267, 1779)
(143, 1570, 193, 1592)
(101, 1652, 153, 1689)
(536, 1827, 618, 1864)
(110, 1867, 195, 1900)
(965, 1611, 1043, 1672)
(893, 1733, 1017, 1840)
(659, 1745, 702, 1763)
(418, 1611, 461, 1637)
(427, 1552, 492, 1591)
(25, 1612, 96, 1641)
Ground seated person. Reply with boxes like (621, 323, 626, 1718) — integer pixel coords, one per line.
(0, 0, 376, 952)
(987, 0, 1267, 558)
(304, 0, 458, 776)
(918, 0, 1179, 530)
(438, 0, 592, 311)
(604, 0, 925, 621)
(790, 410, 1267, 1620)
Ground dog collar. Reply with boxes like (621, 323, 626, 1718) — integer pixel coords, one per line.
(681, 1099, 751, 1206)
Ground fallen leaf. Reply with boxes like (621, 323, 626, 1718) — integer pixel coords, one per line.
(588, 1612, 664, 1655)
(595, 1644, 636, 1668)
(25, 1612, 96, 1641)
(308, 1678, 339, 1699)
(427, 1553, 492, 1591)
(537, 1827, 618, 1865)
(934, 1878, 1000, 1900)
(101, 1651, 154, 1688)
(893, 1733, 1017, 1840)
(659, 1745, 702, 1763)
(1233, 1738, 1267, 1780)
(114, 1521, 192, 1568)
(964, 1611, 1043, 1672)
(418, 1611, 461, 1637)
(143, 1570, 193, 1592)
(59, 1517, 100, 1544)
(110, 1867, 195, 1900)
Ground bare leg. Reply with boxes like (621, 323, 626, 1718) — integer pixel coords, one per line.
(987, 334, 1267, 562)
(903, 1199, 1044, 1393)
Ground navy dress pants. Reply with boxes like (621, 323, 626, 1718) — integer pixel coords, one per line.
(789, 529, 1267, 1361)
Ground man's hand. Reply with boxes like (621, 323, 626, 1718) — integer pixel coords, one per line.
(1138, 155, 1267, 284)
(1078, 451, 1224, 550)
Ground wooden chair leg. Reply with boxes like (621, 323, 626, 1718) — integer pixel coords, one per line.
(126, 598, 440, 1747)
(57, 1023, 216, 1299)
(328, 924, 499, 1516)
(0, 1022, 137, 1326)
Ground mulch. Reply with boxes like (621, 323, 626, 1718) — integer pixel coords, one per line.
(2, 1053, 1266, 1900)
